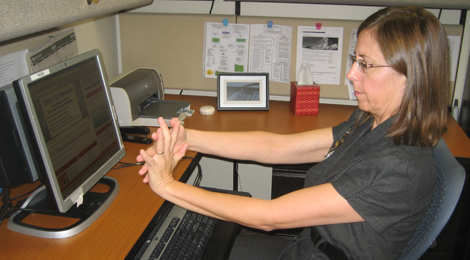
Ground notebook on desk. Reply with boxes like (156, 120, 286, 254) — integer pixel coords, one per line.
(125, 188, 250, 260)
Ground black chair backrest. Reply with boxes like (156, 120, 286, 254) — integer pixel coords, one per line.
(398, 138, 466, 260)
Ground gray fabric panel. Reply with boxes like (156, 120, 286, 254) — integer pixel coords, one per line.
(0, 0, 153, 42)
(230, 0, 470, 10)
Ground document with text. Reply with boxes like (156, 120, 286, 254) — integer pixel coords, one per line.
(0, 49, 29, 88)
(296, 26, 344, 85)
(249, 24, 292, 83)
(203, 22, 250, 78)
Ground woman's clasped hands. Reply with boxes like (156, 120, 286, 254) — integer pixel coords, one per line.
(136, 117, 189, 194)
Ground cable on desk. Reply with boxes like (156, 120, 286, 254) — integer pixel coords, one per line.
(113, 161, 145, 169)
(233, 162, 243, 191)
(114, 158, 203, 187)
(183, 156, 203, 187)
(0, 184, 44, 225)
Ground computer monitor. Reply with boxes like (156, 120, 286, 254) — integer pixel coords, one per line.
(6, 49, 125, 238)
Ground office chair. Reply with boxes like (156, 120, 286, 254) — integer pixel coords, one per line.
(398, 138, 466, 260)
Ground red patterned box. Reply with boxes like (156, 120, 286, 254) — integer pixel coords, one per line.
(290, 81, 320, 115)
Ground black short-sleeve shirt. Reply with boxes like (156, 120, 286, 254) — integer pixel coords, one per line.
(304, 109, 436, 260)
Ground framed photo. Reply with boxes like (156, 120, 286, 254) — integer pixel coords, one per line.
(217, 73, 269, 110)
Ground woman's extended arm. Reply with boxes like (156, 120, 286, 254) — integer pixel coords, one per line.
(137, 117, 334, 165)
(137, 117, 364, 231)
(146, 177, 365, 231)
(186, 128, 334, 164)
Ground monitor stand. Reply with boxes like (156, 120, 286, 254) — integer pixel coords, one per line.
(7, 176, 119, 239)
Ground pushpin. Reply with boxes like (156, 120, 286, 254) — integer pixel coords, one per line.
(223, 19, 229, 26)
(316, 23, 322, 30)
(267, 21, 273, 28)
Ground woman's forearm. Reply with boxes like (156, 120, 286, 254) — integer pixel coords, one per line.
(186, 127, 333, 164)
(186, 130, 279, 162)
(160, 179, 277, 231)
(158, 177, 364, 231)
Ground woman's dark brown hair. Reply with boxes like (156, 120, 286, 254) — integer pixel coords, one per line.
(356, 6, 449, 147)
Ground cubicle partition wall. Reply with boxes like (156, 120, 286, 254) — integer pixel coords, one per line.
(119, 12, 463, 103)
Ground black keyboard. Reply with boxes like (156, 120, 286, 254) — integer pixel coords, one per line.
(126, 188, 250, 260)
(146, 205, 216, 260)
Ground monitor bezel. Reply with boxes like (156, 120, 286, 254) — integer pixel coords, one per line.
(13, 49, 125, 213)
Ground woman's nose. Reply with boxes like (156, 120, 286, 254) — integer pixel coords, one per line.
(346, 62, 362, 83)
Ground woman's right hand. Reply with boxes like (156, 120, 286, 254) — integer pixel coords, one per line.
(136, 118, 189, 173)
(168, 118, 189, 153)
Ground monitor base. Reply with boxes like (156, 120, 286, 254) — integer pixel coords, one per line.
(7, 176, 119, 239)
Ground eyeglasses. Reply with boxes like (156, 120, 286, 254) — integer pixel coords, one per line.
(349, 54, 390, 74)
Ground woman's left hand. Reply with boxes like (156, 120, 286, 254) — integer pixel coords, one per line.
(138, 117, 189, 194)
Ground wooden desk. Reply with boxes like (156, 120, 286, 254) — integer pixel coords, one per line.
(1, 94, 469, 259)
(0, 144, 199, 260)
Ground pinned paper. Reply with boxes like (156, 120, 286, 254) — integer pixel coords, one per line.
(0, 49, 30, 87)
(71, 187, 84, 207)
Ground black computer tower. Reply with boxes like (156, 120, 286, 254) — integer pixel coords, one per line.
(0, 84, 38, 188)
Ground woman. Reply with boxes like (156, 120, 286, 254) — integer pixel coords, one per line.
(137, 6, 449, 259)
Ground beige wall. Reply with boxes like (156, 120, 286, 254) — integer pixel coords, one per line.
(63, 14, 121, 80)
(120, 12, 462, 101)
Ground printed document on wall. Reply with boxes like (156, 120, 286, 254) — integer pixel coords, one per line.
(203, 22, 250, 78)
(0, 49, 30, 88)
(296, 26, 343, 85)
(249, 24, 292, 83)
(345, 28, 358, 100)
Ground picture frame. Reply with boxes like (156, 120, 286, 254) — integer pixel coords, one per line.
(217, 73, 269, 110)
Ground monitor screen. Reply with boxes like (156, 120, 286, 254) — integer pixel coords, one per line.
(13, 49, 125, 214)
